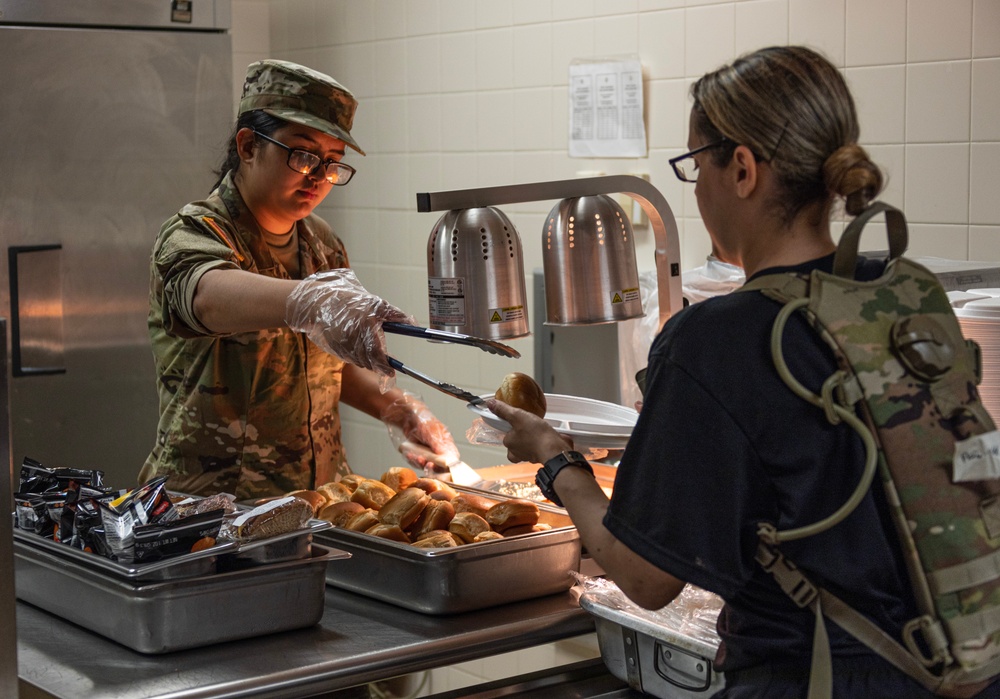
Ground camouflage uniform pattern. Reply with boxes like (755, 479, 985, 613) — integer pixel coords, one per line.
(239, 59, 365, 156)
(752, 253, 1000, 684)
(139, 172, 353, 500)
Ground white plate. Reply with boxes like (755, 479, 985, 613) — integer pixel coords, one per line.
(469, 393, 638, 449)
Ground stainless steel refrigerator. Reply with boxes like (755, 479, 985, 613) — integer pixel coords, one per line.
(0, 0, 233, 488)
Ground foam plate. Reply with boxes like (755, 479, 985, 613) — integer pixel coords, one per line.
(469, 393, 638, 449)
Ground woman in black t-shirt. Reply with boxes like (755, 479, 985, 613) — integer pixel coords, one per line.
(488, 45, 999, 698)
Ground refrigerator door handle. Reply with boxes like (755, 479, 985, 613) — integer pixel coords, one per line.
(8, 245, 66, 377)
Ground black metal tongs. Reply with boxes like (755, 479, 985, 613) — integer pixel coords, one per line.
(382, 322, 520, 406)
(382, 322, 520, 358)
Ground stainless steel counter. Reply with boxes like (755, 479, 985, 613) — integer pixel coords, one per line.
(17, 585, 595, 699)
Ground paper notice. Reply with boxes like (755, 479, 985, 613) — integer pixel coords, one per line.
(569, 58, 647, 158)
(953, 430, 1000, 482)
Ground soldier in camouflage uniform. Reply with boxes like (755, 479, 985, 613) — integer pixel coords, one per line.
(140, 60, 459, 500)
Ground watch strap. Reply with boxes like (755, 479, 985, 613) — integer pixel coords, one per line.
(536, 450, 593, 506)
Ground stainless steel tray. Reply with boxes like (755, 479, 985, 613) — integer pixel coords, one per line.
(14, 539, 350, 654)
(218, 518, 333, 570)
(13, 528, 234, 581)
(13, 518, 332, 582)
(317, 486, 581, 614)
(580, 593, 724, 698)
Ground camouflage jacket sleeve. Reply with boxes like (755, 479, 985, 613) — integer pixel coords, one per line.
(151, 204, 246, 339)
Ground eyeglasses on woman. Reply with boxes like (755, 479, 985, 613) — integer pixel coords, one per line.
(253, 130, 356, 186)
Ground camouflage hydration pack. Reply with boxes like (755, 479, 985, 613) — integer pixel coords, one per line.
(744, 202, 1000, 698)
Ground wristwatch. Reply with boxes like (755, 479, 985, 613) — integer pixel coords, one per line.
(536, 450, 593, 507)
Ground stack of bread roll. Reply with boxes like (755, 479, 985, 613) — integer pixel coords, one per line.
(271, 467, 548, 549)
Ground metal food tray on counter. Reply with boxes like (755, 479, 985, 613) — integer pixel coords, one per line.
(12, 518, 333, 582)
(316, 485, 581, 614)
(14, 538, 347, 654)
(580, 593, 724, 699)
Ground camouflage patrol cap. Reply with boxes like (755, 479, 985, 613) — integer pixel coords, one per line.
(239, 59, 365, 156)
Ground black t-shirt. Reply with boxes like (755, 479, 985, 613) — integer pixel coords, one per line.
(604, 253, 918, 672)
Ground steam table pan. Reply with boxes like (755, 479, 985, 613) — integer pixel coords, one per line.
(317, 486, 581, 614)
(12, 518, 333, 582)
(14, 539, 350, 654)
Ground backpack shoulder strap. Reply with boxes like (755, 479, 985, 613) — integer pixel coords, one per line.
(833, 201, 908, 278)
(757, 542, 991, 699)
(739, 271, 809, 302)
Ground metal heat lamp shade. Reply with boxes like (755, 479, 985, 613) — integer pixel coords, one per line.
(426, 206, 530, 340)
(417, 174, 684, 334)
(542, 194, 643, 325)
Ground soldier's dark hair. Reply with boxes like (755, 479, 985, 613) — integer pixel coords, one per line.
(211, 110, 288, 191)
(691, 45, 883, 225)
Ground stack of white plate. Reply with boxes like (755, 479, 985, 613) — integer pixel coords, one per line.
(955, 291, 1000, 420)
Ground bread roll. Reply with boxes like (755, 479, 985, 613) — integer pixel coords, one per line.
(448, 512, 492, 544)
(339, 474, 368, 492)
(318, 500, 365, 527)
(485, 499, 540, 533)
(494, 372, 547, 418)
(287, 489, 326, 515)
(380, 466, 418, 492)
(413, 530, 460, 548)
(378, 487, 429, 529)
(429, 488, 457, 502)
(350, 479, 396, 510)
(407, 499, 455, 538)
(365, 523, 411, 543)
(316, 481, 353, 504)
(344, 509, 380, 532)
(503, 522, 553, 536)
(451, 492, 496, 519)
(412, 478, 458, 501)
(472, 531, 505, 542)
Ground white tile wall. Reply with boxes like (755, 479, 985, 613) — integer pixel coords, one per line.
(230, 0, 1000, 686)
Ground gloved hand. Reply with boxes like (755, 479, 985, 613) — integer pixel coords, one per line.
(285, 268, 413, 377)
(381, 392, 461, 472)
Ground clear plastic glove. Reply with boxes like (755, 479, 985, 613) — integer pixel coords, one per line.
(381, 391, 461, 472)
(285, 268, 413, 377)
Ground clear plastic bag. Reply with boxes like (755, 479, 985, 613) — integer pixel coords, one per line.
(572, 571, 724, 649)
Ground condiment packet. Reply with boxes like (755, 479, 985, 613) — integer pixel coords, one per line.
(133, 509, 225, 563)
(99, 476, 176, 562)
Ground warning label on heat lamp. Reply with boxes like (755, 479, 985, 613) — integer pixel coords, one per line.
(488, 306, 525, 324)
(428, 277, 466, 325)
(611, 288, 640, 304)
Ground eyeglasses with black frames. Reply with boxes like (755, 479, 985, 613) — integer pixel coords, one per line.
(253, 130, 356, 186)
(668, 139, 731, 183)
